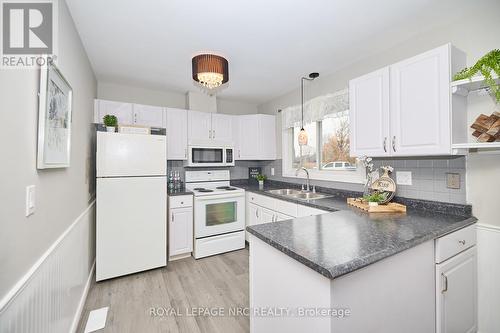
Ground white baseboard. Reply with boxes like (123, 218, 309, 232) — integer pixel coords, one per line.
(0, 200, 96, 333)
(70, 259, 95, 333)
(476, 223, 500, 333)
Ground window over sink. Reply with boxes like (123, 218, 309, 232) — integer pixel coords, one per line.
(282, 90, 365, 183)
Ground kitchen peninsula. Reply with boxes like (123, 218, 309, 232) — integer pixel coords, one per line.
(246, 187, 477, 333)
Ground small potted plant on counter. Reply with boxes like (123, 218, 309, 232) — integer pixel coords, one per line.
(256, 174, 267, 190)
(363, 192, 387, 207)
(103, 114, 118, 132)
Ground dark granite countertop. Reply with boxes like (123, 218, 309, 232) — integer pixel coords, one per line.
(167, 187, 193, 196)
(234, 180, 477, 280)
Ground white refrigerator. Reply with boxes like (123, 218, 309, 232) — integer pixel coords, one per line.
(96, 132, 167, 281)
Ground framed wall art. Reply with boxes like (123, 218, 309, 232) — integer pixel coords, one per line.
(37, 56, 73, 169)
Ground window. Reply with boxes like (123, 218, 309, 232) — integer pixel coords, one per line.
(283, 116, 364, 182)
(281, 91, 365, 183)
(320, 111, 357, 171)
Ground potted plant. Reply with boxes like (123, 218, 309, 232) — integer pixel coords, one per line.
(453, 49, 500, 103)
(256, 174, 267, 189)
(103, 114, 118, 132)
(363, 192, 386, 207)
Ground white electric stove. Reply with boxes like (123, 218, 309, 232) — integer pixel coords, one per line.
(185, 170, 246, 259)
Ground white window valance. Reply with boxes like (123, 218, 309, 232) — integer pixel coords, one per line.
(281, 88, 349, 129)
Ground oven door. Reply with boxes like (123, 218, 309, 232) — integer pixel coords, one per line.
(194, 193, 245, 238)
(188, 146, 226, 167)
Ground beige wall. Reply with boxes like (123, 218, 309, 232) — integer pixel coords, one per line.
(98, 82, 258, 115)
(0, 1, 97, 299)
(97, 81, 186, 108)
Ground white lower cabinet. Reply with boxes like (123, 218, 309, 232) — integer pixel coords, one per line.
(435, 225, 477, 333)
(168, 195, 193, 259)
(245, 192, 328, 241)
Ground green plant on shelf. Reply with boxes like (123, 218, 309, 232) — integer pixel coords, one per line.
(256, 174, 267, 182)
(453, 49, 500, 102)
(103, 114, 118, 127)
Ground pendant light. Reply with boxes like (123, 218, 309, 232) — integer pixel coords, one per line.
(192, 54, 229, 90)
(298, 72, 319, 146)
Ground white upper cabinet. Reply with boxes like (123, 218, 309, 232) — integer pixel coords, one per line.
(349, 44, 465, 157)
(94, 99, 165, 128)
(94, 99, 134, 125)
(211, 113, 234, 143)
(390, 44, 451, 156)
(166, 108, 188, 160)
(133, 103, 165, 128)
(259, 114, 276, 160)
(238, 114, 276, 160)
(349, 68, 390, 157)
(187, 111, 233, 144)
(188, 110, 212, 143)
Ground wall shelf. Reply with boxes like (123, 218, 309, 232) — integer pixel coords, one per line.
(452, 142, 500, 149)
(451, 75, 499, 96)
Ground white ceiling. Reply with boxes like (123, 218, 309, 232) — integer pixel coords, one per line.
(66, 0, 474, 104)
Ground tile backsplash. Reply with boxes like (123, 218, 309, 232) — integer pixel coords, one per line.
(260, 157, 467, 204)
(169, 156, 467, 204)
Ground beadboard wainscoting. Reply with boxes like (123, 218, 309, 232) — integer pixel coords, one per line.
(477, 223, 500, 333)
(0, 201, 96, 333)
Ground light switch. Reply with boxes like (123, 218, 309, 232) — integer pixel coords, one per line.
(396, 171, 412, 186)
(26, 185, 35, 217)
(447, 173, 461, 189)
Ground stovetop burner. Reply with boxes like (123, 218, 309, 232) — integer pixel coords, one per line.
(216, 186, 238, 191)
(197, 189, 214, 193)
(193, 187, 206, 191)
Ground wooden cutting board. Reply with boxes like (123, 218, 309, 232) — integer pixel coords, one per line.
(347, 198, 407, 213)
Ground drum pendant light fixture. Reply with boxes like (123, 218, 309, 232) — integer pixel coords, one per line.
(192, 54, 229, 90)
(298, 72, 320, 146)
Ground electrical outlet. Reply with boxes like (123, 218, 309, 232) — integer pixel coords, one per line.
(271, 167, 275, 176)
(396, 171, 412, 186)
(26, 185, 36, 217)
(447, 173, 461, 189)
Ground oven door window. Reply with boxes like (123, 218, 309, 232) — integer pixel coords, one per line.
(206, 202, 237, 226)
(192, 148, 223, 163)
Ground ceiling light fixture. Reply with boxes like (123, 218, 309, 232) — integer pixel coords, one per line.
(298, 72, 320, 146)
(192, 54, 229, 90)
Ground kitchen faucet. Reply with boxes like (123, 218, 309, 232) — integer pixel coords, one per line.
(296, 167, 310, 192)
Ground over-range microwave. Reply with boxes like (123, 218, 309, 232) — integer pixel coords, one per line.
(186, 145, 235, 167)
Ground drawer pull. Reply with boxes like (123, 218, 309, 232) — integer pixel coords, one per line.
(181, 201, 184, 204)
(458, 240, 466, 245)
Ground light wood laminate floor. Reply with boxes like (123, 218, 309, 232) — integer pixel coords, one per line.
(77, 248, 249, 333)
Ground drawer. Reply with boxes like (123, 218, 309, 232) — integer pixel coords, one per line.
(275, 199, 298, 217)
(247, 192, 275, 210)
(297, 205, 328, 217)
(435, 224, 476, 263)
(169, 195, 193, 208)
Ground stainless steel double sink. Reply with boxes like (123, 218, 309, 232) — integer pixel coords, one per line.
(266, 188, 332, 201)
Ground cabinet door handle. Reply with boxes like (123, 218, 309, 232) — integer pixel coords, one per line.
(441, 273, 448, 293)
(238, 150, 241, 158)
(383, 137, 387, 153)
(458, 239, 466, 246)
(392, 136, 396, 152)
(255, 209, 259, 218)
(184, 148, 187, 158)
(172, 213, 174, 222)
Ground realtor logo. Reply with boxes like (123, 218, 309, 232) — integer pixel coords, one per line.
(1, 0, 57, 68)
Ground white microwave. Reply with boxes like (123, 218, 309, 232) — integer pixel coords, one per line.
(186, 145, 235, 167)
